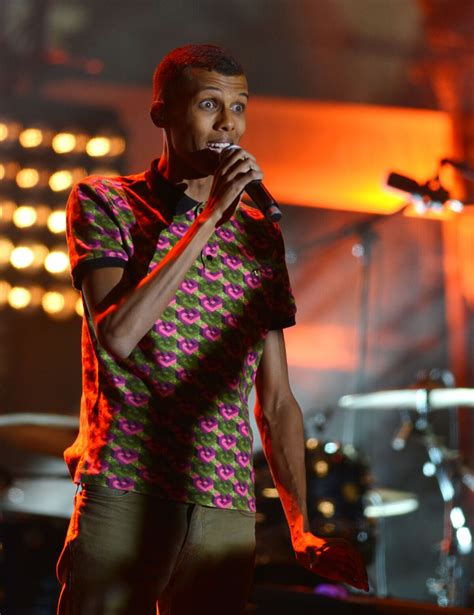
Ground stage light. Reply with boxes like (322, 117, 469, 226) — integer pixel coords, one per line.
(306, 438, 319, 450)
(8, 286, 31, 309)
(13, 205, 37, 228)
(109, 136, 126, 156)
(16, 168, 40, 189)
(86, 136, 112, 157)
(49, 170, 73, 192)
(0, 162, 20, 182)
(317, 500, 335, 518)
(10, 246, 34, 269)
(423, 462, 436, 477)
(450, 507, 466, 529)
(0, 237, 13, 264)
(262, 487, 279, 499)
(75, 296, 84, 317)
(19, 128, 43, 148)
(44, 249, 69, 274)
(0, 200, 16, 224)
(0, 280, 11, 305)
(314, 460, 329, 477)
(42, 290, 65, 314)
(47, 210, 66, 234)
(0, 123, 8, 142)
(324, 442, 339, 455)
(456, 527, 472, 554)
(51, 132, 76, 154)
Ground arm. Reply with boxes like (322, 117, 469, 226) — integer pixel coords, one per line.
(254, 329, 368, 590)
(80, 148, 262, 360)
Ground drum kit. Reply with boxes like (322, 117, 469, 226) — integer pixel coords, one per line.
(255, 384, 474, 608)
(0, 385, 473, 607)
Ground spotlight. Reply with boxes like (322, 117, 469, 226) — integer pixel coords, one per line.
(0, 280, 11, 305)
(0, 237, 13, 265)
(51, 132, 76, 154)
(8, 286, 32, 309)
(13, 205, 37, 228)
(49, 170, 73, 192)
(16, 168, 40, 189)
(317, 500, 335, 518)
(19, 128, 44, 148)
(86, 136, 112, 157)
(10, 245, 35, 269)
(47, 210, 66, 234)
(44, 248, 69, 274)
(42, 290, 65, 314)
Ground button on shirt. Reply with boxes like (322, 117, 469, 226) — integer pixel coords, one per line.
(64, 159, 296, 512)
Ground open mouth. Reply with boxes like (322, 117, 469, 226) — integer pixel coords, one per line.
(206, 141, 232, 153)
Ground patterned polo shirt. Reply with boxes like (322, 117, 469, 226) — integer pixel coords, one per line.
(64, 159, 296, 512)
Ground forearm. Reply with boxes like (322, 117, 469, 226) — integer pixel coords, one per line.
(100, 210, 218, 358)
(255, 396, 310, 542)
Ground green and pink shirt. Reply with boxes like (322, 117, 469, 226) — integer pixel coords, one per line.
(65, 160, 296, 512)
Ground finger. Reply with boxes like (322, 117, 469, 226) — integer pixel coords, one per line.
(226, 160, 263, 183)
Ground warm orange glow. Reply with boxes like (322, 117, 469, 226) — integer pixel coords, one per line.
(244, 100, 461, 214)
(284, 324, 357, 370)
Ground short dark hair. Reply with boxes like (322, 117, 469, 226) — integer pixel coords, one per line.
(152, 44, 245, 105)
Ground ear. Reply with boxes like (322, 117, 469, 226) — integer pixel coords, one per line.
(150, 100, 167, 127)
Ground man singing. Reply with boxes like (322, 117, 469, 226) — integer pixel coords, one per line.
(56, 43, 368, 615)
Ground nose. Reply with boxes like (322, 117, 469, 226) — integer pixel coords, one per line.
(214, 107, 234, 132)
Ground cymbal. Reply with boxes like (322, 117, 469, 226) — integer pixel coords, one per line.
(364, 488, 419, 518)
(338, 388, 474, 412)
(0, 413, 79, 458)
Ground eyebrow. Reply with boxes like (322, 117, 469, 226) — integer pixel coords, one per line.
(196, 87, 249, 99)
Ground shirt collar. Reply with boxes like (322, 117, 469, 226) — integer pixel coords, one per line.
(145, 158, 200, 215)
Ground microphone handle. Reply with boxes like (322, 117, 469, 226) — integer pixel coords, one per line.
(245, 180, 282, 222)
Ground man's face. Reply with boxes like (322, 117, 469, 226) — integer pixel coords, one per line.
(164, 67, 249, 176)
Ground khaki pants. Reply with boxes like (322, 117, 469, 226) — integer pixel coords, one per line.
(56, 484, 256, 615)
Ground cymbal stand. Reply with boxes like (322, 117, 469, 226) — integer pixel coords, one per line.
(415, 394, 472, 607)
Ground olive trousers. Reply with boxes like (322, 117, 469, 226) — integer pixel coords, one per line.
(56, 484, 256, 615)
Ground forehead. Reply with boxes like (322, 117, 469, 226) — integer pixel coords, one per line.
(179, 67, 249, 98)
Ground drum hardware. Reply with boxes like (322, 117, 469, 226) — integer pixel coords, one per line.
(338, 387, 474, 607)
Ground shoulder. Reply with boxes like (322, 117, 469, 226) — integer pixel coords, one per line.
(236, 202, 283, 239)
(72, 171, 146, 200)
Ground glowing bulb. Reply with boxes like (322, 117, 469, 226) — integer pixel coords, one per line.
(306, 438, 319, 450)
(16, 168, 39, 189)
(49, 170, 73, 192)
(0, 280, 11, 305)
(45, 250, 69, 274)
(19, 128, 43, 148)
(450, 507, 466, 529)
(13, 206, 37, 228)
(0, 165, 5, 181)
(324, 442, 339, 455)
(456, 527, 472, 554)
(42, 291, 65, 314)
(109, 136, 126, 156)
(317, 500, 335, 518)
(8, 286, 31, 309)
(75, 296, 84, 317)
(0, 201, 16, 223)
(0, 237, 13, 264)
(0, 123, 8, 141)
(314, 460, 329, 477)
(10, 246, 34, 269)
(86, 136, 112, 157)
(52, 132, 77, 154)
(47, 210, 66, 233)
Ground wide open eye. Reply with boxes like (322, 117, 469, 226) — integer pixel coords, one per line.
(199, 99, 218, 110)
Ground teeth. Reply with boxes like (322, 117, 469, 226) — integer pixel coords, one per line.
(207, 142, 230, 151)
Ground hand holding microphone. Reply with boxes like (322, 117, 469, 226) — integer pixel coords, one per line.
(224, 145, 282, 222)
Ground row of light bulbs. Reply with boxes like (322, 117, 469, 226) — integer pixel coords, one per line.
(0, 237, 69, 275)
(0, 163, 118, 192)
(0, 122, 126, 158)
(0, 202, 66, 233)
(0, 280, 82, 319)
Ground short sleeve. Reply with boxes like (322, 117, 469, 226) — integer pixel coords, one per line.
(269, 227, 297, 330)
(66, 179, 129, 291)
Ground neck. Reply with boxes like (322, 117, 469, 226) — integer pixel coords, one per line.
(157, 146, 214, 203)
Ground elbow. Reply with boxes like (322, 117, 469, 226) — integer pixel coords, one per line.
(96, 314, 135, 360)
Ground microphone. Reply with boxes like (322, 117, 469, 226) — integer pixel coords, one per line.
(225, 145, 282, 222)
(385, 172, 449, 204)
